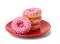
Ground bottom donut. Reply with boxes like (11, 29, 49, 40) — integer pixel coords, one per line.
(31, 23, 40, 31)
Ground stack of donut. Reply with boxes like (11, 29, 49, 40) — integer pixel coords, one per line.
(11, 8, 41, 35)
(23, 8, 41, 31)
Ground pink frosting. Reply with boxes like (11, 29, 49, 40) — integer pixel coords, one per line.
(23, 8, 41, 16)
(30, 17, 41, 23)
(31, 23, 40, 29)
(11, 17, 31, 34)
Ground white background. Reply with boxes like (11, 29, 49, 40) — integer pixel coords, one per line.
(0, 0, 60, 44)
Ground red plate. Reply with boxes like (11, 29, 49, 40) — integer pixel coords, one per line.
(5, 20, 51, 37)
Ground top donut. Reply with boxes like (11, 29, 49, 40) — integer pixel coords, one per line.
(23, 8, 41, 19)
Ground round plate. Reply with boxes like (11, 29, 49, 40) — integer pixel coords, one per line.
(5, 20, 51, 37)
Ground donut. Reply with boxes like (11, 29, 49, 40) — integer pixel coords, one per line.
(11, 16, 31, 34)
(31, 23, 40, 31)
(23, 8, 41, 19)
(30, 17, 41, 25)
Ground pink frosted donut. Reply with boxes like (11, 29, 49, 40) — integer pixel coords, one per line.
(23, 8, 41, 19)
(30, 17, 41, 25)
(31, 23, 40, 31)
(11, 16, 31, 34)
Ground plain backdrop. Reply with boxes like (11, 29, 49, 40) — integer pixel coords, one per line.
(0, 0, 60, 44)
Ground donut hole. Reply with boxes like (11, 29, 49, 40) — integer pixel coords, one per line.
(17, 22, 24, 28)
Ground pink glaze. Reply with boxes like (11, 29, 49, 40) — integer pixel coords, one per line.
(30, 17, 41, 23)
(23, 8, 41, 16)
(31, 23, 40, 30)
(11, 17, 31, 34)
